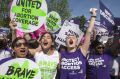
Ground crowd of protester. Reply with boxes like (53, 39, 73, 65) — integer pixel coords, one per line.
(0, 8, 120, 79)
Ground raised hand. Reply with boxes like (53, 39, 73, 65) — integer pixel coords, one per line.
(90, 8, 97, 17)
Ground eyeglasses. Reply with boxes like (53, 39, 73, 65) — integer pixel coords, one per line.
(15, 43, 28, 47)
(97, 47, 105, 49)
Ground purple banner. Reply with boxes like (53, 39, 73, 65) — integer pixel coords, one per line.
(99, 0, 115, 32)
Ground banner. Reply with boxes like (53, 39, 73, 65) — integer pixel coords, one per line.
(85, 20, 109, 43)
(0, 58, 41, 79)
(46, 11, 61, 33)
(55, 20, 84, 46)
(10, 0, 47, 33)
(99, 0, 115, 32)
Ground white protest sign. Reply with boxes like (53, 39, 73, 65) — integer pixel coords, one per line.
(85, 20, 109, 43)
(46, 11, 61, 33)
(95, 26, 109, 43)
(0, 58, 41, 79)
(55, 20, 84, 46)
(99, 36, 109, 43)
(10, 0, 47, 33)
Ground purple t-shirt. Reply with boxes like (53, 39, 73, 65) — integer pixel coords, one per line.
(87, 53, 111, 79)
(60, 49, 86, 79)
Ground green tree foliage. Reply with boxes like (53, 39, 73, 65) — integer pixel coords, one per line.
(47, 0, 71, 21)
(79, 15, 86, 32)
(79, 15, 86, 28)
(72, 15, 86, 32)
(0, 0, 11, 27)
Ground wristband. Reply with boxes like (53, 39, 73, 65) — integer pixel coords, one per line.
(91, 16, 96, 18)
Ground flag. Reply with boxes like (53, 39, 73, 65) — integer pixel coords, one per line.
(99, 0, 115, 32)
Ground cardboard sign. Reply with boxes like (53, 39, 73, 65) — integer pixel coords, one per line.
(0, 58, 41, 79)
(46, 11, 61, 33)
(55, 20, 84, 46)
(10, 0, 47, 33)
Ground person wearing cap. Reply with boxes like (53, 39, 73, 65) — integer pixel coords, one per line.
(59, 8, 97, 79)
(0, 33, 12, 61)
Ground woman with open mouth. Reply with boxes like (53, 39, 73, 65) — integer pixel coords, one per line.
(59, 8, 97, 79)
(86, 41, 111, 79)
(34, 32, 59, 79)
(0, 37, 31, 65)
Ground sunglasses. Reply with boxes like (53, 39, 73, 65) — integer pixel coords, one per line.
(97, 46, 105, 49)
(15, 42, 28, 47)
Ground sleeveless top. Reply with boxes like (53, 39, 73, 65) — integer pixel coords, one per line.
(34, 50, 59, 79)
(60, 49, 86, 79)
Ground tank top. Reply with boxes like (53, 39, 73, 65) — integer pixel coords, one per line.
(60, 49, 86, 79)
(34, 50, 59, 79)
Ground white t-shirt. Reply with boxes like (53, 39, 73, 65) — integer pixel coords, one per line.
(0, 50, 11, 61)
(112, 59, 119, 76)
(34, 50, 59, 79)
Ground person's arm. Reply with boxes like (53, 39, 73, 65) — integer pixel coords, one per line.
(93, 29, 97, 41)
(9, 20, 16, 41)
(80, 8, 97, 56)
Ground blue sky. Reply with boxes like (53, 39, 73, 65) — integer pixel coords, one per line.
(68, 0, 120, 19)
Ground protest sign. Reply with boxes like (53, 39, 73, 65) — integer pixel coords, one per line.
(55, 20, 84, 46)
(85, 20, 109, 43)
(0, 58, 41, 79)
(10, 0, 47, 33)
(46, 11, 61, 33)
(34, 24, 46, 37)
(16, 29, 24, 37)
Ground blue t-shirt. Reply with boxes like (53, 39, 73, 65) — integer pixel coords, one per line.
(87, 52, 111, 79)
(60, 49, 86, 79)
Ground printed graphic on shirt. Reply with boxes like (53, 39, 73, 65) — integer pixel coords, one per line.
(61, 57, 82, 70)
(38, 60, 57, 79)
(88, 57, 105, 66)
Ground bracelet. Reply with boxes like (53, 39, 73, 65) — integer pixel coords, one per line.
(91, 16, 96, 18)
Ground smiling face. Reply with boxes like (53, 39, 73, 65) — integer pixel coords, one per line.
(66, 35, 78, 48)
(13, 38, 28, 58)
(40, 33, 53, 50)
